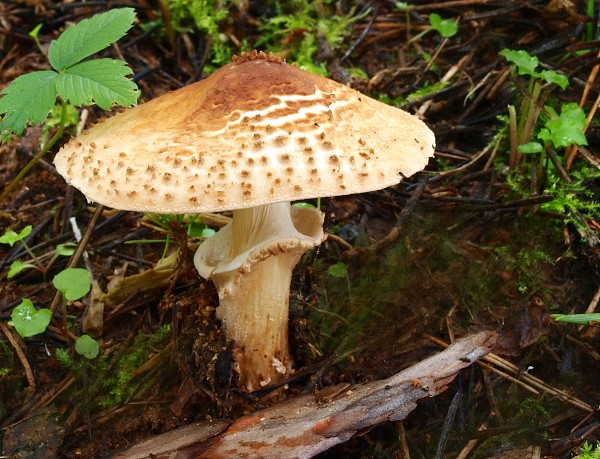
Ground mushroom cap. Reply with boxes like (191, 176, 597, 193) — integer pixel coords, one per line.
(54, 51, 435, 213)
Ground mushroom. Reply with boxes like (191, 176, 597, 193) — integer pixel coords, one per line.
(54, 50, 435, 393)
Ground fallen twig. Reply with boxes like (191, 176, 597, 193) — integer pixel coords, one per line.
(112, 331, 496, 459)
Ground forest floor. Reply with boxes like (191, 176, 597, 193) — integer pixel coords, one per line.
(1, 1, 600, 458)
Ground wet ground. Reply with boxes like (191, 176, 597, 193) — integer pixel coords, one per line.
(1, 1, 600, 457)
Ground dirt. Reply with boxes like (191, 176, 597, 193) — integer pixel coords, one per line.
(1, 1, 600, 458)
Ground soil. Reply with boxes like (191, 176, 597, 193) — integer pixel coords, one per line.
(1, 1, 600, 458)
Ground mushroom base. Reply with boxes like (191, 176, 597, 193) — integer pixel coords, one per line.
(194, 202, 325, 393)
(214, 253, 297, 392)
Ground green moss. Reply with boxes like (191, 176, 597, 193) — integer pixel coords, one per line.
(100, 325, 172, 406)
(312, 209, 567, 357)
(256, 0, 367, 75)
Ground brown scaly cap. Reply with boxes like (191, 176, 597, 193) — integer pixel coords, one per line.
(54, 51, 435, 213)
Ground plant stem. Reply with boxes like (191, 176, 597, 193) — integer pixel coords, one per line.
(508, 105, 518, 168)
(0, 101, 68, 203)
(20, 241, 46, 277)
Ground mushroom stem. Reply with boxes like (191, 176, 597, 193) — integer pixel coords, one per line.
(194, 202, 324, 392)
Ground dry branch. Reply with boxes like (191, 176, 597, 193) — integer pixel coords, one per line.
(113, 331, 496, 459)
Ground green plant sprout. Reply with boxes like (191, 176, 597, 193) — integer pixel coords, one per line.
(1, 227, 77, 279)
(75, 334, 100, 359)
(395, 4, 458, 42)
(499, 48, 597, 224)
(0, 225, 43, 278)
(28, 23, 44, 55)
(577, 440, 600, 459)
(499, 48, 571, 169)
(427, 13, 458, 38)
(0, 8, 140, 201)
(8, 298, 52, 338)
(8, 267, 92, 339)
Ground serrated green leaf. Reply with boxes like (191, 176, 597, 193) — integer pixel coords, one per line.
(500, 49, 538, 77)
(0, 71, 57, 136)
(538, 103, 587, 149)
(56, 59, 140, 110)
(49, 8, 136, 70)
(539, 70, 569, 90)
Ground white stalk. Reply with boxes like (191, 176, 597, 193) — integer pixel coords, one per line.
(194, 202, 324, 392)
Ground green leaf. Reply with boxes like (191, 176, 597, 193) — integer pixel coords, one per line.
(9, 299, 52, 338)
(0, 225, 32, 247)
(500, 49, 538, 77)
(48, 8, 136, 70)
(187, 223, 215, 239)
(552, 313, 600, 325)
(56, 243, 77, 257)
(539, 70, 569, 90)
(429, 13, 458, 38)
(327, 262, 348, 278)
(8, 260, 36, 279)
(56, 59, 140, 110)
(53, 267, 91, 301)
(0, 71, 57, 136)
(29, 23, 43, 38)
(292, 202, 316, 209)
(538, 103, 588, 149)
(518, 141, 544, 154)
(75, 334, 100, 359)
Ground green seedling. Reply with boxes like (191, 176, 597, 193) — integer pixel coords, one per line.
(0, 8, 140, 201)
(395, 4, 458, 43)
(499, 48, 595, 223)
(501, 49, 569, 89)
(577, 441, 600, 459)
(43, 242, 77, 273)
(1, 227, 78, 279)
(0, 225, 44, 278)
(52, 267, 92, 301)
(428, 13, 458, 38)
(28, 23, 45, 55)
(500, 48, 570, 170)
(0, 225, 32, 247)
(9, 298, 52, 338)
(75, 334, 100, 359)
